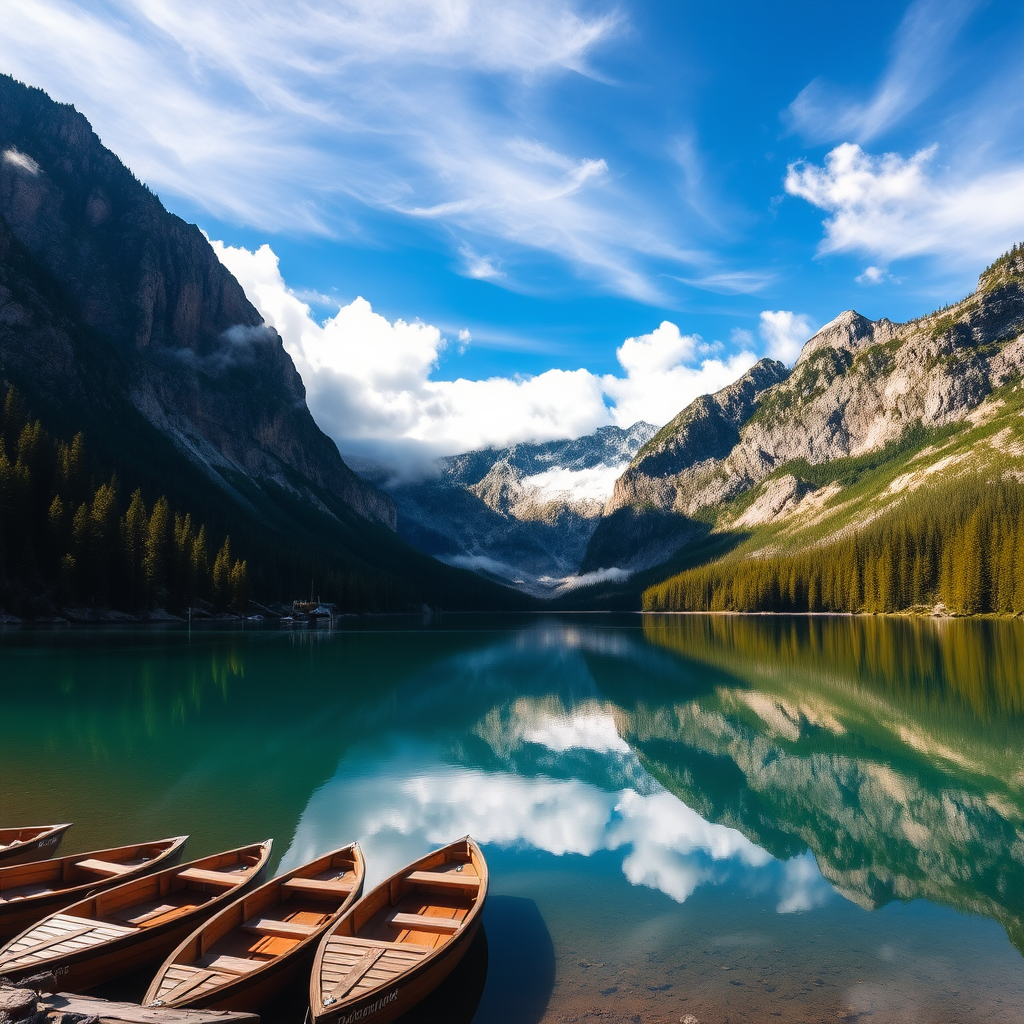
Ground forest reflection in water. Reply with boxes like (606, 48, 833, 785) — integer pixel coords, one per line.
(1, 615, 1024, 1021)
(633, 614, 1024, 953)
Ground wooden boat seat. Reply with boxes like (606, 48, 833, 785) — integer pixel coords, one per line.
(386, 911, 461, 934)
(178, 867, 250, 888)
(281, 877, 355, 898)
(325, 935, 435, 955)
(74, 858, 133, 877)
(119, 899, 201, 927)
(198, 953, 265, 975)
(406, 870, 480, 892)
(241, 917, 318, 939)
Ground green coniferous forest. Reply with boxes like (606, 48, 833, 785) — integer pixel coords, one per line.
(0, 387, 250, 615)
(643, 475, 1024, 616)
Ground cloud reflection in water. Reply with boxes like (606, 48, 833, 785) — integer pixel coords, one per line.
(279, 702, 820, 912)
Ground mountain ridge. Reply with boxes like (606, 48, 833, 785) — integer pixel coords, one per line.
(0, 74, 529, 613)
(0, 74, 393, 528)
(354, 422, 657, 593)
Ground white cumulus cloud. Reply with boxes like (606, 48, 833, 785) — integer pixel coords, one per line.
(603, 322, 757, 430)
(758, 310, 816, 365)
(785, 142, 1024, 267)
(214, 241, 761, 472)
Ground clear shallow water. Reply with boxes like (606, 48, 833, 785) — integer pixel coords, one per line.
(2, 614, 1024, 1023)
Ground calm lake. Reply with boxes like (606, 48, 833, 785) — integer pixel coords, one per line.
(2, 614, 1024, 1023)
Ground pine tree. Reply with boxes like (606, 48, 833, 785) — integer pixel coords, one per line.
(212, 536, 233, 609)
(144, 496, 171, 604)
(122, 489, 148, 610)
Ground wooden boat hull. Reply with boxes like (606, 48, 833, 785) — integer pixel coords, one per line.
(315, 917, 480, 1024)
(0, 843, 271, 992)
(0, 825, 71, 866)
(310, 837, 488, 1024)
(145, 845, 365, 1013)
(33, 918, 240, 993)
(0, 837, 188, 940)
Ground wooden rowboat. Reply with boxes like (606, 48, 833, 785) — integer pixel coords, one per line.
(0, 824, 72, 866)
(0, 841, 272, 992)
(144, 843, 365, 1012)
(0, 835, 188, 939)
(309, 837, 487, 1024)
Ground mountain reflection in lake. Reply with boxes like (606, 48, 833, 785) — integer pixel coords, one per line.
(2, 615, 1024, 1022)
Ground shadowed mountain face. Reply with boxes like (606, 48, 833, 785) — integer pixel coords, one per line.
(0, 73, 392, 527)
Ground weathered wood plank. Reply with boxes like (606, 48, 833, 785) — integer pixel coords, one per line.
(280, 877, 354, 898)
(325, 935, 433, 954)
(327, 946, 384, 1002)
(241, 917, 316, 939)
(386, 911, 460, 934)
(39, 991, 259, 1022)
(177, 868, 249, 888)
(406, 870, 480, 892)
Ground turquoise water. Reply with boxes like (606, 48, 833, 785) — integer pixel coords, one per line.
(2, 614, 1024, 1023)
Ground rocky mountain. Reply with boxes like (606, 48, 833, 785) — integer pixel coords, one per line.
(0, 75, 524, 611)
(579, 244, 1024, 597)
(355, 422, 656, 594)
(0, 74, 392, 527)
(582, 358, 789, 574)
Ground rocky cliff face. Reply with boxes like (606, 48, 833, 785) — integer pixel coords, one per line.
(0, 74, 394, 527)
(582, 359, 789, 572)
(356, 423, 657, 593)
(583, 245, 1024, 578)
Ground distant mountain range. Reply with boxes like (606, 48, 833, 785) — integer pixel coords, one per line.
(354, 243, 1024, 610)
(350, 422, 655, 595)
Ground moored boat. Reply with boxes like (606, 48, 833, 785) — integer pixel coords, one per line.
(309, 837, 487, 1024)
(0, 840, 271, 991)
(0, 835, 188, 939)
(0, 824, 72, 866)
(144, 843, 365, 1012)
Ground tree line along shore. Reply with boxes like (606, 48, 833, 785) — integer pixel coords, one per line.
(644, 475, 1024, 616)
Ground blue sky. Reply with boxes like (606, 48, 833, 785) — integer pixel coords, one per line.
(3, 0, 1024, 468)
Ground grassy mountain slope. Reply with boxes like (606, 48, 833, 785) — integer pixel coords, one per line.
(642, 244, 1024, 612)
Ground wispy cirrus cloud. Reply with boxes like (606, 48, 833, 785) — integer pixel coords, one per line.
(785, 0, 982, 144)
(0, 0, 740, 303)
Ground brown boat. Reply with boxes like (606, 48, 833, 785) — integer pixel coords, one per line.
(309, 837, 487, 1024)
(0, 824, 72, 866)
(143, 843, 365, 1013)
(0, 835, 188, 939)
(0, 841, 272, 992)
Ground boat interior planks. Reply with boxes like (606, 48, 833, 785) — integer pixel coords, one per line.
(0, 842, 271, 992)
(0, 825, 72, 867)
(0, 836, 188, 939)
(144, 843, 365, 1013)
(310, 836, 487, 1024)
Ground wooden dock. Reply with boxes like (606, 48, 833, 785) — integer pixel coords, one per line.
(0, 986, 259, 1022)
